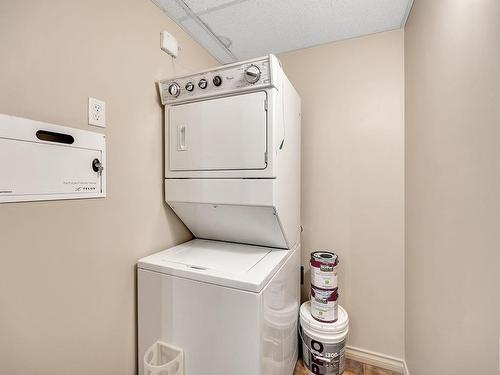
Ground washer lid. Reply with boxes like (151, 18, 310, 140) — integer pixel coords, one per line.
(138, 239, 291, 293)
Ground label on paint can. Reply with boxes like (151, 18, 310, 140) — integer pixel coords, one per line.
(301, 333, 346, 375)
(310, 251, 339, 290)
(310, 287, 339, 323)
(311, 268, 338, 290)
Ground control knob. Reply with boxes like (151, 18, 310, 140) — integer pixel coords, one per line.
(244, 65, 261, 84)
(198, 78, 208, 89)
(212, 75, 222, 86)
(185, 82, 194, 92)
(168, 82, 180, 97)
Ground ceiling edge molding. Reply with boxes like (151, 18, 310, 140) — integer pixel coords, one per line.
(401, 0, 415, 27)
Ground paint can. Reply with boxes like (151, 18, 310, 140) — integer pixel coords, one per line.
(310, 251, 339, 290)
(300, 302, 349, 375)
(310, 286, 339, 323)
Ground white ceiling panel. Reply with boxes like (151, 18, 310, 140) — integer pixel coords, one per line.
(153, 0, 413, 63)
(154, 0, 188, 20)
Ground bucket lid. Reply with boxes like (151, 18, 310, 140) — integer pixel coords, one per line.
(300, 301, 348, 334)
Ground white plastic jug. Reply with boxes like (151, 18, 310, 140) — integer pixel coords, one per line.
(144, 341, 184, 375)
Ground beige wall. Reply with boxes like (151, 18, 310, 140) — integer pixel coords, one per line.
(279, 29, 405, 358)
(0, 1, 215, 374)
(405, 1, 500, 374)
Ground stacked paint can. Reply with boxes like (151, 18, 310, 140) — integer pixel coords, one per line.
(300, 251, 349, 375)
(310, 251, 339, 322)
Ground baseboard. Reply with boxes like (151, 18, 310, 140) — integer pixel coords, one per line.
(346, 346, 406, 374)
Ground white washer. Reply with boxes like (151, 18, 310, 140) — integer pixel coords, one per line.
(138, 55, 301, 375)
(138, 239, 300, 375)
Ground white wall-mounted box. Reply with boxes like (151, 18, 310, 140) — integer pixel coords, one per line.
(0, 114, 106, 203)
(160, 30, 178, 58)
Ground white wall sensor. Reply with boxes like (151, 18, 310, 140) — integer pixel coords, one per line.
(160, 31, 178, 58)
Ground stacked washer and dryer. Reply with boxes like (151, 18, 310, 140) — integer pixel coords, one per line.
(138, 55, 301, 375)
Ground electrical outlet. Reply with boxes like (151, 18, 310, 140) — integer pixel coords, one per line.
(88, 97, 106, 127)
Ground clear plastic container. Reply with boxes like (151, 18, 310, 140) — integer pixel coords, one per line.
(144, 341, 184, 375)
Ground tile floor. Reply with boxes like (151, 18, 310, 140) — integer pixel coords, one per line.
(293, 358, 401, 375)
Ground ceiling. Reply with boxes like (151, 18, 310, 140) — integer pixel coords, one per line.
(153, 0, 414, 64)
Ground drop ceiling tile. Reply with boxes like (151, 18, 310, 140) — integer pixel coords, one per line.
(180, 17, 237, 62)
(183, 0, 249, 14)
(153, 0, 412, 63)
(200, 0, 407, 59)
(153, 0, 188, 19)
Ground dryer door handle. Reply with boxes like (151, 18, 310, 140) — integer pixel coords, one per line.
(177, 124, 187, 151)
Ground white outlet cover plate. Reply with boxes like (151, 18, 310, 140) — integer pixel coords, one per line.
(88, 97, 106, 128)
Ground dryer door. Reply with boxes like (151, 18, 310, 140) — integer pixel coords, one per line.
(167, 91, 267, 171)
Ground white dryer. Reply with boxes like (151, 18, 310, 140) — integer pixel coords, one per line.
(138, 55, 301, 375)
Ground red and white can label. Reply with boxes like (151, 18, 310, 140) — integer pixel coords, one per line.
(310, 251, 339, 290)
(311, 265, 338, 290)
(310, 287, 339, 323)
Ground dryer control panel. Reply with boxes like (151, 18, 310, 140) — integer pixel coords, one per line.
(159, 55, 279, 105)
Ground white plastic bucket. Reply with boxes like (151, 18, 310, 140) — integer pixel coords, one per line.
(310, 251, 339, 290)
(300, 302, 349, 375)
(310, 286, 339, 323)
